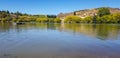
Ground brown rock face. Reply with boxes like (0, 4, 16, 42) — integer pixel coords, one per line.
(57, 7, 120, 20)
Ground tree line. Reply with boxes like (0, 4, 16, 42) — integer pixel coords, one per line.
(0, 10, 61, 23)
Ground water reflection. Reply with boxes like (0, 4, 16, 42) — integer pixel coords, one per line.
(0, 23, 120, 58)
(62, 24, 120, 40)
(0, 23, 120, 40)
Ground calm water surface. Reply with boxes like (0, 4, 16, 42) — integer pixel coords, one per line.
(0, 23, 120, 58)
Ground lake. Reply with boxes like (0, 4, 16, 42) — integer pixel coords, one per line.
(0, 22, 120, 58)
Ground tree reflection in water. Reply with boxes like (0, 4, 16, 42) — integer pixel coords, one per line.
(0, 23, 120, 40)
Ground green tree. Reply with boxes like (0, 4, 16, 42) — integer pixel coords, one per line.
(98, 7, 110, 17)
(64, 16, 82, 23)
(83, 16, 93, 23)
(112, 13, 120, 23)
(48, 18, 54, 23)
(54, 18, 61, 23)
(36, 18, 48, 23)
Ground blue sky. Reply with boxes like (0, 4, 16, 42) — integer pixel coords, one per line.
(0, 0, 120, 15)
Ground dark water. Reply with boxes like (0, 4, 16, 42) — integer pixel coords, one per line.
(0, 22, 120, 58)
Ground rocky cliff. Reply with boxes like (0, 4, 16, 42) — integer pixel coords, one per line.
(57, 7, 120, 20)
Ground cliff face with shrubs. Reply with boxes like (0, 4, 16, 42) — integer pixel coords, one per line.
(57, 7, 120, 20)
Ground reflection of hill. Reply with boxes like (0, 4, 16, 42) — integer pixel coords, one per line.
(0, 23, 120, 40)
(61, 24, 120, 40)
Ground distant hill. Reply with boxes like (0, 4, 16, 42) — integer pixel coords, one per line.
(57, 7, 120, 19)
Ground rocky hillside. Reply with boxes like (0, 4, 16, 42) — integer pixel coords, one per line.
(57, 7, 120, 20)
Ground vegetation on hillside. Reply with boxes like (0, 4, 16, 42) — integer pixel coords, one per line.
(0, 7, 120, 24)
(64, 7, 120, 24)
(97, 7, 110, 17)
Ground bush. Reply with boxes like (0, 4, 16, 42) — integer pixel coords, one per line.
(48, 18, 54, 23)
(36, 18, 48, 23)
(54, 18, 61, 23)
(83, 16, 93, 23)
(12, 18, 17, 22)
(111, 13, 120, 23)
(64, 16, 82, 23)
